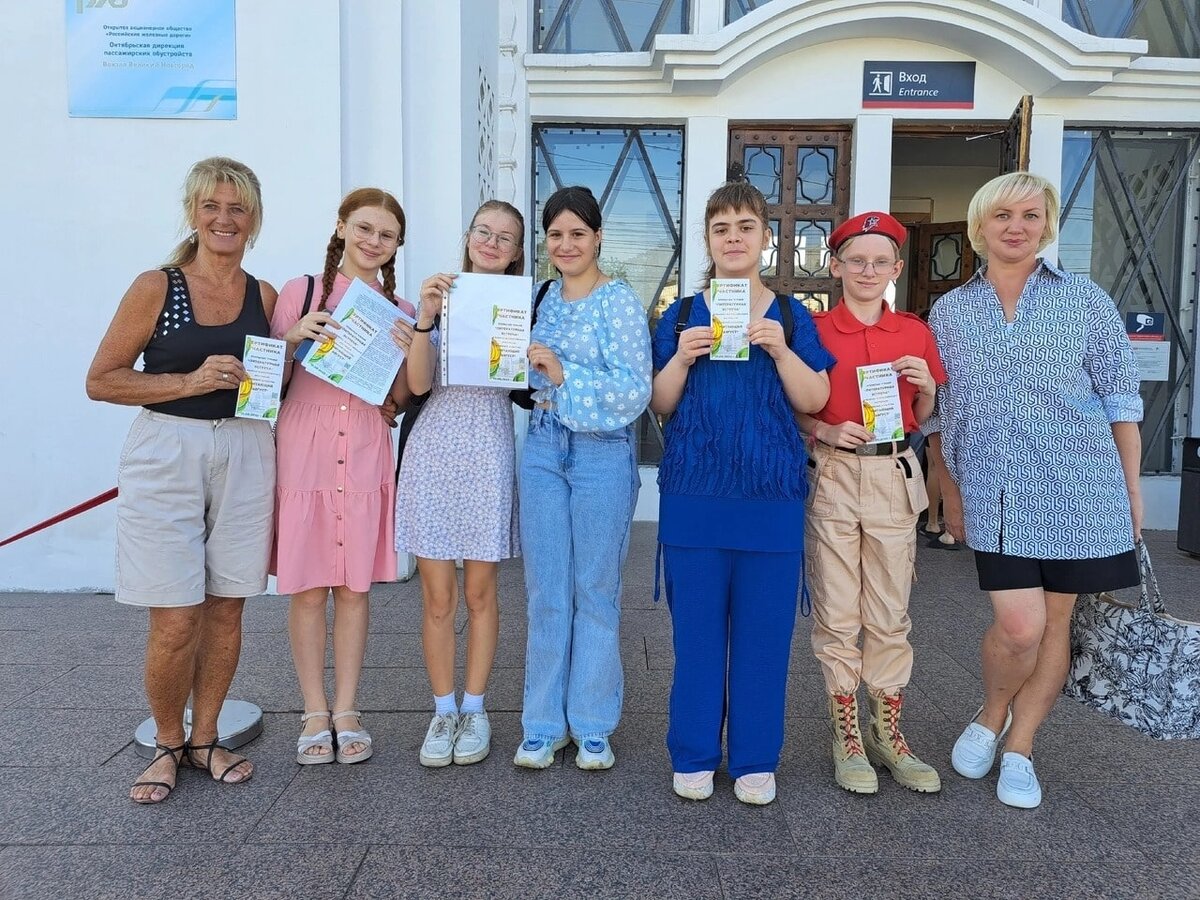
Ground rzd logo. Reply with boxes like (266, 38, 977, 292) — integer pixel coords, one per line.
(76, 0, 129, 12)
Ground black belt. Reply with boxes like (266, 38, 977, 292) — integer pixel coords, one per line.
(835, 436, 910, 457)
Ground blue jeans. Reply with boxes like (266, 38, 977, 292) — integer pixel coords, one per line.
(518, 409, 639, 742)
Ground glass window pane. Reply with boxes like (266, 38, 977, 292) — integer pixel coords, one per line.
(1064, 0, 1200, 58)
(793, 292, 831, 314)
(793, 220, 832, 277)
(742, 146, 783, 204)
(796, 147, 836, 205)
(726, 0, 768, 26)
(760, 219, 780, 278)
(929, 233, 964, 281)
(538, 0, 688, 53)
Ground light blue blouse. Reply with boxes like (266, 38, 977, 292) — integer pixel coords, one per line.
(928, 260, 1141, 559)
(530, 279, 652, 433)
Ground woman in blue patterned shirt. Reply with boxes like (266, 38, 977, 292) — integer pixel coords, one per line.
(929, 172, 1142, 810)
(513, 186, 652, 771)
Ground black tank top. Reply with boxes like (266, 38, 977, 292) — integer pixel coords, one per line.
(143, 267, 271, 419)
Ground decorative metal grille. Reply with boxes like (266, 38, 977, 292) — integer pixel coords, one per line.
(1064, 0, 1200, 58)
(532, 125, 684, 462)
(1060, 129, 1200, 473)
(477, 67, 496, 207)
(729, 126, 852, 311)
(534, 0, 688, 53)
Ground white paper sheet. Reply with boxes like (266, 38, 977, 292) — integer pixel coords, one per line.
(235, 335, 286, 420)
(296, 278, 415, 405)
(856, 362, 905, 443)
(439, 272, 534, 390)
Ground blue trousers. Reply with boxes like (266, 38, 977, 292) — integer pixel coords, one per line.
(519, 409, 639, 742)
(664, 544, 801, 778)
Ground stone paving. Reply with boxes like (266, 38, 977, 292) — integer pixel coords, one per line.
(1, 526, 1197, 899)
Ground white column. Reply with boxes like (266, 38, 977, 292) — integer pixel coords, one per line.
(1028, 113, 1065, 261)
(850, 114, 893, 214)
(339, 2, 404, 197)
(681, 116, 730, 293)
(692, 0, 724, 34)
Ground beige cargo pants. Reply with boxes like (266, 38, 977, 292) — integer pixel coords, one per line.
(805, 443, 928, 695)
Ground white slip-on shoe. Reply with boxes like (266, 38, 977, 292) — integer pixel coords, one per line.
(672, 770, 715, 800)
(997, 752, 1043, 809)
(951, 705, 1012, 779)
(734, 772, 776, 805)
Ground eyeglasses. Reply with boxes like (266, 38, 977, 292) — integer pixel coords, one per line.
(349, 220, 401, 246)
(839, 257, 898, 274)
(469, 225, 518, 251)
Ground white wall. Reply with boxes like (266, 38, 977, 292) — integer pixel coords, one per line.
(1, 2, 344, 590)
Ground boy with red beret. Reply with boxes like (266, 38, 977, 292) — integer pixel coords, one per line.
(798, 211, 946, 794)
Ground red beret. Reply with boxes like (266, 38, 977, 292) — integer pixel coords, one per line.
(829, 212, 907, 252)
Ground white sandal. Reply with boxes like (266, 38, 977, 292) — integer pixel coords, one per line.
(332, 709, 373, 764)
(296, 711, 334, 765)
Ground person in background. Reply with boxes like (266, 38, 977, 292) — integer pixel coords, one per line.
(272, 188, 414, 766)
(652, 181, 833, 805)
(797, 211, 945, 796)
(514, 186, 651, 772)
(396, 200, 525, 768)
(931, 172, 1142, 809)
(86, 157, 276, 803)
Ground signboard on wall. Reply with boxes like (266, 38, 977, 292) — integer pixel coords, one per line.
(66, 0, 236, 119)
(1126, 311, 1170, 382)
(862, 61, 975, 110)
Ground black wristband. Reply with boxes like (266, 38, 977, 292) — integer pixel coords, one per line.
(413, 321, 436, 333)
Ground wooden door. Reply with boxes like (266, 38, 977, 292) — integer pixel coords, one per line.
(911, 221, 976, 319)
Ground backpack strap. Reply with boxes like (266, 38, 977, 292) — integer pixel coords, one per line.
(778, 293, 794, 346)
(531, 278, 552, 326)
(673, 293, 696, 339)
(300, 275, 315, 318)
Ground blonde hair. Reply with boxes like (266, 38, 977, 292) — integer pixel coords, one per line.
(967, 172, 1059, 257)
(164, 157, 264, 267)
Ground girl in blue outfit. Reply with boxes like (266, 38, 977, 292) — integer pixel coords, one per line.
(514, 186, 652, 771)
(651, 181, 834, 804)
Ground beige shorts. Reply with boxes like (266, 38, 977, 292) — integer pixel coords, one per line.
(116, 410, 275, 607)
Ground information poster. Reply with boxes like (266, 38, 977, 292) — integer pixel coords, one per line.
(856, 363, 905, 443)
(440, 273, 533, 390)
(296, 278, 414, 406)
(709, 278, 751, 361)
(235, 336, 286, 420)
(66, 0, 237, 119)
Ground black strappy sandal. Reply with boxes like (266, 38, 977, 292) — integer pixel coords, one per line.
(186, 739, 254, 785)
(131, 740, 186, 804)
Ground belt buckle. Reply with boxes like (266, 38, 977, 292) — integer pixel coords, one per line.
(855, 442, 880, 457)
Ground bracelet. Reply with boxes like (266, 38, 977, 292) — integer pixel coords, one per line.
(413, 321, 436, 333)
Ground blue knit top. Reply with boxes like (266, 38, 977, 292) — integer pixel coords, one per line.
(653, 292, 835, 552)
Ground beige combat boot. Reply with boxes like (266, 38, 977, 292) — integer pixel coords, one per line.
(829, 693, 879, 794)
(863, 692, 942, 793)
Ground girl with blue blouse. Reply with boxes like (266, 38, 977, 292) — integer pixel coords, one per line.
(514, 186, 652, 771)
(651, 181, 834, 804)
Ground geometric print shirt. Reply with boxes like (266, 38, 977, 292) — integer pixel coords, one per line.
(928, 259, 1141, 559)
(529, 278, 652, 433)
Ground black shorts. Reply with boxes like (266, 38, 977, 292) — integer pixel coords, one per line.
(973, 548, 1140, 594)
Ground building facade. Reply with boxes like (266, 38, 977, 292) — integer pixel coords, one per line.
(3, 0, 1197, 589)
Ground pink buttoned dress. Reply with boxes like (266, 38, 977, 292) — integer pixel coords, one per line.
(270, 273, 415, 594)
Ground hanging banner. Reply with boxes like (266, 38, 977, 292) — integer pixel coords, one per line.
(66, 0, 237, 119)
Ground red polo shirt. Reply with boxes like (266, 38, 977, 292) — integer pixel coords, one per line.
(813, 300, 947, 433)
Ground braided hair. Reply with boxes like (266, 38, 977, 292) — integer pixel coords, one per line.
(318, 187, 406, 308)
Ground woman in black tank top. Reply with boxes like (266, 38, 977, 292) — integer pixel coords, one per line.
(86, 157, 279, 805)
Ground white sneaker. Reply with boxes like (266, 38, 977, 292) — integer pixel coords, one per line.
(997, 752, 1043, 808)
(453, 711, 491, 766)
(574, 737, 615, 770)
(734, 772, 776, 805)
(673, 770, 714, 800)
(513, 735, 569, 769)
(951, 705, 1012, 779)
(419, 712, 459, 768)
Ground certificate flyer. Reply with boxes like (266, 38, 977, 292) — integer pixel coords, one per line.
(857, 363, 905, 442)
(709, 278, 751, 361)
(297, 278, 414, 406)
(235, 335, 286, 420)
(65, 0, 237, 119)
(440, 273, 534, 390)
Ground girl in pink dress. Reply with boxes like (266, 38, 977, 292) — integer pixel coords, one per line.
(271, 188, 416, 765)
